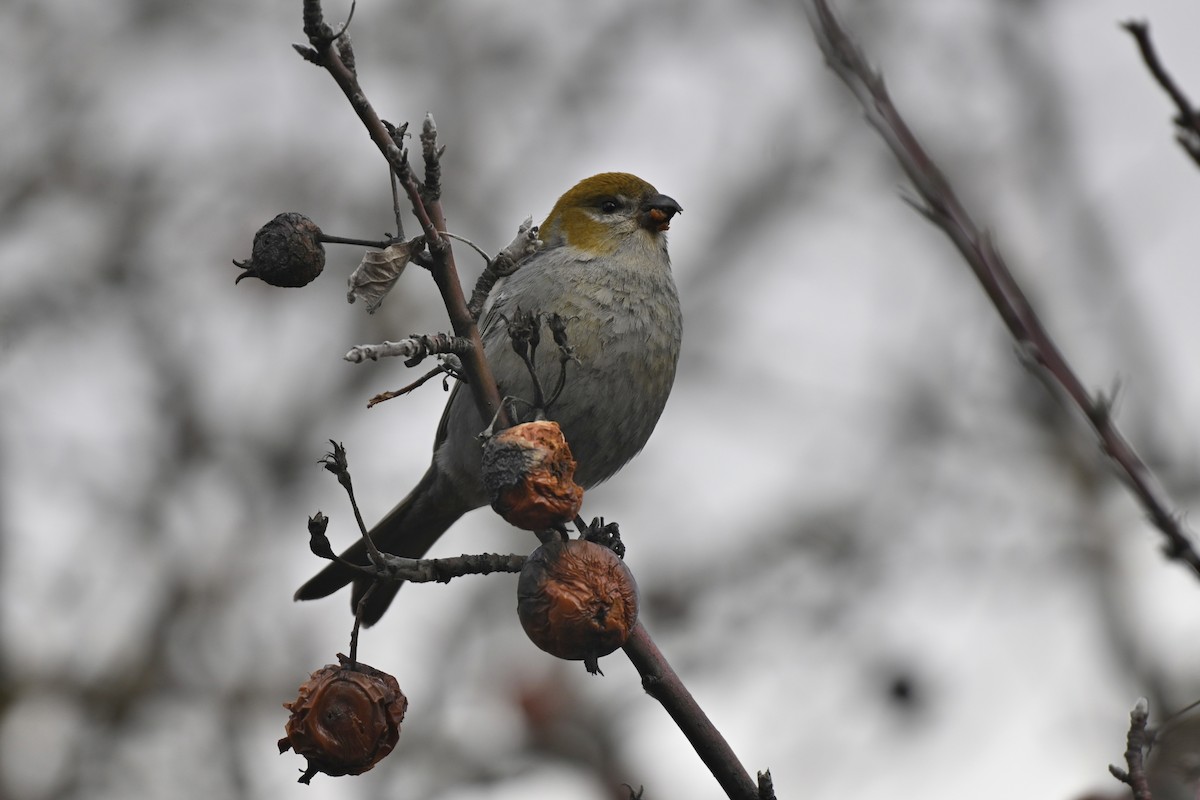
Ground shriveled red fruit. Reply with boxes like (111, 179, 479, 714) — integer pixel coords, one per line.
(278, 654, 407, 784)
(481, 420, 583, 530)
(517, 539, 638, 673)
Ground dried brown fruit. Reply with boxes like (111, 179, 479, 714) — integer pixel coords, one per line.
(517, 539, 638, 673)
(278, 654, 407, 784)
(481, 421, 584, 531)
(234, 212, 325, 287)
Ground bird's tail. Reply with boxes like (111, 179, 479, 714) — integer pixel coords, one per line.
(294, 465, 467, 626)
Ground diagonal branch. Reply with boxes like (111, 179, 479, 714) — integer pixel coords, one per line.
(623, 624, 763, 800)
(805, 0, 1200, 580)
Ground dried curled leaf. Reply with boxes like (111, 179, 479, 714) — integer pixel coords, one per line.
(346, 242, 414, 313)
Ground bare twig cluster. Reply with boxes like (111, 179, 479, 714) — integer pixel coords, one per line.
(295, 0, 509, 432)
(309, 443, 528, 588)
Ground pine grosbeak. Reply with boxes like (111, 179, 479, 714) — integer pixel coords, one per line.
(296, 172, 683, 625)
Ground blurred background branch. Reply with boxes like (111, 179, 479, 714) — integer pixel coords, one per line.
(1122, 20, 1200, 168)
(807, 0, 1200, 580)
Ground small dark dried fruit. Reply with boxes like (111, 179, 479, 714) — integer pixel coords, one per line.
(481, 421, 584, 531)
(234, 212, 325, 287)
(517, 539, 638, 673)
(278, 654, 407, 784)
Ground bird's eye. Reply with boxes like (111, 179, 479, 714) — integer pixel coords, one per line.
(598, 199, 620, 214)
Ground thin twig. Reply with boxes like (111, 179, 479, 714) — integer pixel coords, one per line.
(309, 528, 527, 584)
(366, 364, 450, 407)
(343, 332, 472, 365)
(318, 233, 401, 249)
(1121, 20, 1200, 168)
(319, 441, 383, 565)
(369, 551, 527, 583)
(390, 168, 406, 240)
(806, 0, 1200, 581)
(348, 583, 375, 669)
(1154, 695, 1200, 734)
(318, 441, 527, 586)
(438, 230, 490, 262)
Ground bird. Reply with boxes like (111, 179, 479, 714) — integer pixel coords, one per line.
(295, 172, 683, 625)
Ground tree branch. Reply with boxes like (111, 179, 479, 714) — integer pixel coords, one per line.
(805, 0, 1200, 582)
(623, 624, 765, 800)
(298, 0, 508, 430)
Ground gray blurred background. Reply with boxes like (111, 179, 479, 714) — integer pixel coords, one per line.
(5, 1, 1200, 798)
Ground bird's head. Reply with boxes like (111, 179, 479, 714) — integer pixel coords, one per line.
(538, 172, 682, 257)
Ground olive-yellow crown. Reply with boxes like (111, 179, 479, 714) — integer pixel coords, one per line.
(539, 172, 682, 256)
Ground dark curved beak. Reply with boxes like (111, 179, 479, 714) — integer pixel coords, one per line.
(640, 194, 682, 232)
